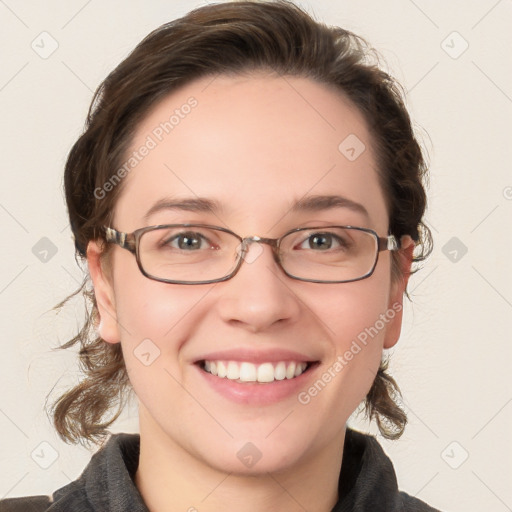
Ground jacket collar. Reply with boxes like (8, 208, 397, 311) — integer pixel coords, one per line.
(333, 429, 401, 511)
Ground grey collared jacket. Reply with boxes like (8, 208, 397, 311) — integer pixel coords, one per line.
(0, 429, 441, 511)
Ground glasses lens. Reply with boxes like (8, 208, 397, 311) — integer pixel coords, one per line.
(138, 226, 240, 283)
(279, 227, 378, 282)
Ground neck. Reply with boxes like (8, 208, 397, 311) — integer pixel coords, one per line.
(134, 412, 345, 512)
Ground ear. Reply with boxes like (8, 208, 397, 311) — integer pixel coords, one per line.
(383, 235, 415, 349)
(87, 240, 121, 344)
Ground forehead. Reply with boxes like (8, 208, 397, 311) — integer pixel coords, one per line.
(113, 72, 388, 233)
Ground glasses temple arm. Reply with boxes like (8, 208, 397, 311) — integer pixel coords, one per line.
(104, 226, 137, 253)
(378, 235, 401, 252)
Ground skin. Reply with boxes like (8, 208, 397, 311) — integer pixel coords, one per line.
(88, 72, 413, 512)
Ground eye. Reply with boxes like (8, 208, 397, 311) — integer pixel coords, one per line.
(297, 232, 347, 251)
(164, 231, 211, 251)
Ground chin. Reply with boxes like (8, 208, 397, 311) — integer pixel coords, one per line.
(205, 446, 306, 476)
(186, 430, 317, 477)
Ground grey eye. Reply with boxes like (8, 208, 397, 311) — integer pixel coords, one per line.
(298, 232, 345, 251)
(166, 232, 208, 250)
(309, 233, 334, 250)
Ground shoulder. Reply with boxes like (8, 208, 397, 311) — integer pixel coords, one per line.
(399, 491, 442, 511)
(0, 433, 144, 512)
(0, 495, 51, 511)
(0, 482, 93, 512)
(338, 429, 443, 512)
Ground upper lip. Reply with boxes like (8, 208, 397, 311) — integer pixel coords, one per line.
(194, 348, 318, 364)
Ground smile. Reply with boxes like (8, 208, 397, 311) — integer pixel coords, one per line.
(201, 360, 310, 383)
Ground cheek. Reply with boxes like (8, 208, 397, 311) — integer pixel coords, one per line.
(114, 279, 215, 356)
(111, 250, 207, 339)
(112, 277, 214, 412)
(318, 262, 392, 346)
(110, 254, 214, 387)
(307, 265, 393, 403)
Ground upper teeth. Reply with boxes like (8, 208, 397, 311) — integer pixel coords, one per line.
(203, 360, 308, 383)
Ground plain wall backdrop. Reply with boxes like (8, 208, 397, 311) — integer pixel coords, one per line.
(1, 1, 511, 510)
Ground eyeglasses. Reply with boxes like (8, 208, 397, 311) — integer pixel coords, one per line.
(103, 224, 401, 285)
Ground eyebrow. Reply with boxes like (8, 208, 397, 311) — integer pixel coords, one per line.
(290, 194, 369, 218)
(144, 197, 220, 221)
(143, 194, 369, 221)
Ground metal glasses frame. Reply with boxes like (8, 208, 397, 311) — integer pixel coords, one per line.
(103, 224, 401, 285)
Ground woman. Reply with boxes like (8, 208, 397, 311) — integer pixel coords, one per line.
(0, 1, 439, 510)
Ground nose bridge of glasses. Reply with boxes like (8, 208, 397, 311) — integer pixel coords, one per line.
(236, 236, 280, 264)
(240, 235, 278, 251)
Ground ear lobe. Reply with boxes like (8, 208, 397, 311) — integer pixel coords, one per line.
(87, 240, 121, 344)
(383, 236, 415, 349)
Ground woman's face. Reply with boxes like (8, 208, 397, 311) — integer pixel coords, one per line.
(89, 73, 410, 474)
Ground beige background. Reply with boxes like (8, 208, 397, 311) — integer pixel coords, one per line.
(1, 1, 511, 510)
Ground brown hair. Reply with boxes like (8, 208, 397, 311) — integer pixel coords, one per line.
(49, 0, 432, 446)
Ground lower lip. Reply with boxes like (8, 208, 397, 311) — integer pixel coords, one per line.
(196, 363, 318, 405)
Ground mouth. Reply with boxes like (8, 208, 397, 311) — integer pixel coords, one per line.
(193, 348, 321, 404)
(198, 359, 317, 383)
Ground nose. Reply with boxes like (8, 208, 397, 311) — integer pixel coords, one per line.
(215, 241, 301, 333)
